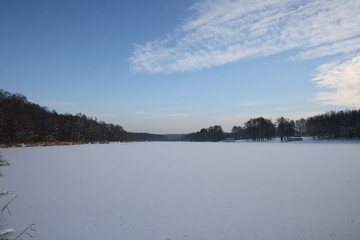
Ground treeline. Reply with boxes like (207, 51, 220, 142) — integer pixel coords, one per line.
(0, 89, 129, 144)
(306, 110, 360, 139)
(129, 132, 167, 141)
(1, 89, 360, 144)
(182, 125, 224, 142)
(184, 110, 360, 142)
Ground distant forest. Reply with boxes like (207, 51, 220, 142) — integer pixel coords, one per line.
(1, 89, 360, 145)
(184, 111, 360, 142)
(0, 90, 129, 144)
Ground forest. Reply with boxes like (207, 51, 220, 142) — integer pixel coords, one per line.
(0, 89, 129, 144)
(1, 89, 360, 145)
(184, 110, 360, 142)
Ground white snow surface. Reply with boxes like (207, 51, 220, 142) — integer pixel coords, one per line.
(1, 142, 360, 240)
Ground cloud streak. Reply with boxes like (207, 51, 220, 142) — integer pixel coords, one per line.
(129, 0, 360, 73)
(312, 55, 360, 108)
(289, 38, 360, 61)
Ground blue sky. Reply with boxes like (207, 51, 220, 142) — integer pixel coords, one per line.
(1, 0, 359, 133)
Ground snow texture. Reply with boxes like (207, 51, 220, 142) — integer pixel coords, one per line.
(1, 142, 360, 240)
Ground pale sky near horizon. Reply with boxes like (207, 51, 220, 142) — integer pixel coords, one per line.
(1, 0, 359, 133)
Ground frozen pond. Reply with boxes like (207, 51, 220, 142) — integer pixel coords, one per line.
(1, 142, 360, 240)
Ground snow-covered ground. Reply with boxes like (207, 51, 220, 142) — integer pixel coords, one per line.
(1, 142, 360, 240)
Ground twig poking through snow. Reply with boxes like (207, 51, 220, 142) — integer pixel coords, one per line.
(1, 195, 18, 217)
(12, 224, 36, 240)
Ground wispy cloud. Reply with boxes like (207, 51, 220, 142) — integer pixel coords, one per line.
(312, 55, 360, 108)
(290, 38, 360, 61)
(129, 0, 360, 73)
(135, 110, 148, 115)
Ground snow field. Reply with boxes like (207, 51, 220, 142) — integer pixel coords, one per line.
(1, 142, 360, 240)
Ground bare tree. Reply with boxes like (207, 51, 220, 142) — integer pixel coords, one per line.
(276, 117, 295, 142)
